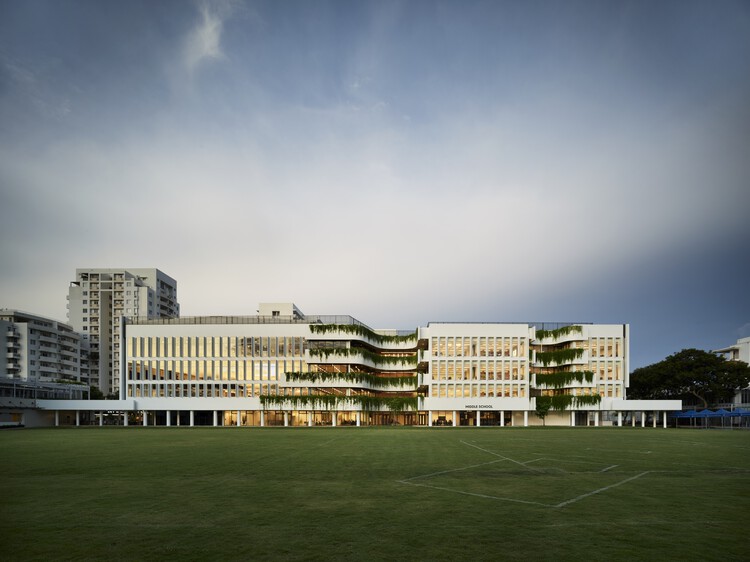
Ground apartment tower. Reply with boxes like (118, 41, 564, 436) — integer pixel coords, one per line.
(67, 269, 178, 396)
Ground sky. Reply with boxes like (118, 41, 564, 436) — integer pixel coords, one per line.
(1, 0, 748, 369)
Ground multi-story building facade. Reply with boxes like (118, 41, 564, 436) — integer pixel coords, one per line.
(0, 310, 88, 417)
(67, 268, 179, 397)
(713, 336, 750, 408)
(35, 303, 679, 428)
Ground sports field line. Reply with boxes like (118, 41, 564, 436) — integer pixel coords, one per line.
(460, 440, 544, 473)
(399, 459, 506, 482)
(397, 480, 552, 507)
(553, 471, 651, 508)
(585, 447, 652, 454)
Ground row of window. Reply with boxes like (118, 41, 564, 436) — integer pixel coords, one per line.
(430, 360, 526, 381)
(538, 386, 622, 398)
(128, 383, 277, 398)
(127, 360, 309, 381)
(128, 336, 308, 358)
(431, 384, 526, 398)
(431, 336, 526, 358)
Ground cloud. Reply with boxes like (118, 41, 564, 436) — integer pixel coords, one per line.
(182, 1, 234, 74)
(0, 52, 72, 122)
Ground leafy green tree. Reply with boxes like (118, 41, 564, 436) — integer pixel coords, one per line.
(535, 397, 552, 426)
(88, 386, 104, 400)
(629, 349, 750, 409)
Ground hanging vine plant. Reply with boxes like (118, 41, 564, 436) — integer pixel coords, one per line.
(534, 348, 585, 366)
(308, 347, 418, 367)
(284, 372, 418, 388)
(536, 394, 601, 411)
(309, 323, 418, 345)
(534, 371, 594, 389)
(535, 325, 583, 341)
(259, 394, 418, 411)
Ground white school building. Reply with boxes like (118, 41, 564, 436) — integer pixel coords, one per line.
(34, 303, 681, 428)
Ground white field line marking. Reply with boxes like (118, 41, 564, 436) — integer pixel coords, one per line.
(554, 471, 650, 508)
(400, 459, 506, 482)
(585, 447, 651, 454)
(543, 520, 730, 528)
(600, 465, 618, 472)
(460, 441, 544, 473)
(523, 457, 607, 467)
(397, 480, 552, 507)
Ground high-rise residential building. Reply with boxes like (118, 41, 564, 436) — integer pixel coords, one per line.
(0, 310, 86, 400)
(67, 269, 179, 396)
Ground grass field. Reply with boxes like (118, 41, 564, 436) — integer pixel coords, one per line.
(3, 427, 749, 561)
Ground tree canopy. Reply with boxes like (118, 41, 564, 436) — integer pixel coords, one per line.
(629, 348, 750, 409)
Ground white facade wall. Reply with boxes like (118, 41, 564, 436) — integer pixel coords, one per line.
(124, 321, 310, 403)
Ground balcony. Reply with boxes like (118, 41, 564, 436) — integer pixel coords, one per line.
(533, 371, 596, 389)
(306, 349, 418, 372)
(532, 325, 586, 346)
(532, 349, 588, 368)
(307, 324, 418, 351)
(278, 372, 418, 391)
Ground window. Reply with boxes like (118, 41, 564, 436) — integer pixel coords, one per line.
(272, 310, 280, 317)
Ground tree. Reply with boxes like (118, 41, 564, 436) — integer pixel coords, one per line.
(88, 386, 104, 400)
(535, 397, 552, 426)
(629, 349, 750, 409)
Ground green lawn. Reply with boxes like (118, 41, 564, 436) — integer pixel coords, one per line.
(3, 427, 749, 560)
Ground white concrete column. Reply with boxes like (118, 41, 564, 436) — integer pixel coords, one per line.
(237, 410, 241, 427)
(143, 411, 148, 426)
(260, 410, 265, 427)
(99, 411, 103, 426)
(452, 411, 457, 427)
(523, 411, 528, 427)
(55, 410, 59, 427)
(124, 412, 128, 426)
(617, 411, 623, 427)
(189, 410, 195, 427)
(663, 411, 667, 429)
(332, 412, 337, 427)
(571, 411, 576, 427)
(428, 410, 433, 427)
(176, 412, 181, 426)
(500, 410, 505, 427)
(594, 412, 600, 427)
(632, 413, 636, 427)
(653, 412, 657, 428)
(212, 410, 217, 427)
(356, 412, 361, 427)
(167, 412, 172, 427)
(75, 410, 80, 426)
(307, 414, 312, 427)
(284, 412, 289, 427)
(640, 411, 646, 427)
(477, 411, 481, 427)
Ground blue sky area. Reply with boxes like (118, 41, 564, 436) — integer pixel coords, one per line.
(1, 0, 748, 368)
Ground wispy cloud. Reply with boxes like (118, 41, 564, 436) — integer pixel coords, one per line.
(183, 1, 234, 74)
(0, 52, 72, 121)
